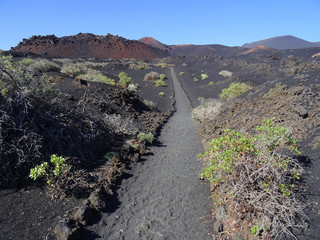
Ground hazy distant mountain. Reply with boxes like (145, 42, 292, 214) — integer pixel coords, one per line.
(11, 33, 169, 59)
(140, 37, 279, 57)
(243, 35, 320, 50)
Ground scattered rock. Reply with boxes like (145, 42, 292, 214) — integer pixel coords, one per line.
(72, 204, 93, 226)
(54, 220, 82, 240)
(88, 187, 108, 212)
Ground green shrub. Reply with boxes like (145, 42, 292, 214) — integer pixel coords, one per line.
(118, 72, 133, 87)
(201, 73, 208, 80)
(19, 58, 34, 67)
(159, 92, 165, 96)
(129, 61, 151, 70)
(159, 63, 168, 69)
(61, 63, 82, 77)
(77, 70, 116, 85)
(208, 81, 214, 85)
(154, 79, 166, 87)
(29, 154, 71, 188)
(219, 82, 252, 99)
(27, 59, 60, 74)
(159, 73, 166, 80)
(198, 118, 305, 239)
(137, 132, 154, 144)
(179, 72, 184, 75)
(182, 63, 188, 67)
(194, 77, 199, 82)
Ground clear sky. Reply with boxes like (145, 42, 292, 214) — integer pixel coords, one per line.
(0, 0, 319, 50)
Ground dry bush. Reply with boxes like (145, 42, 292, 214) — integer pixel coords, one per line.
(144, 71, 159, 81)
(104, 113, 139, 135)
(192, 99, 223, 123)
(219, 70, 233, 78)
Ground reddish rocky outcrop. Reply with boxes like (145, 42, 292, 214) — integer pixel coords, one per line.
(11, 33, 169, 59)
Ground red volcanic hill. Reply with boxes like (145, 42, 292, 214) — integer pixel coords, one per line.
(240, 46, 278, 55)
(139, 37, 170, 51)
(11, 33, 169, 59)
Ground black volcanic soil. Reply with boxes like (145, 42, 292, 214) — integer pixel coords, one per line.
(0, 56, 174, 240)
(81, 69, 213, 239)
(173, 48, 320, 239)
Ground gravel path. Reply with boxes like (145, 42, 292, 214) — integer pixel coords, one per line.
(83, 68, 213, 239)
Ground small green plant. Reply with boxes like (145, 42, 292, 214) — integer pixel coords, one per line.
(29, 154, 70, 186)
(118, 72, 133, 87)
(179, 72, 184, 75)
(201, 73, 208, 80)
(251, 225, 262, 235)
(159, 92, 165, 96)
(104, 152, 119, 161)
(219, 82, 252, 99)
(154, 79, 166, 87)
(159, 73, 166, 80)
(138, 132, 154, 144)
(193, 77, 199, 82)
(208, 81, 214, 85)
(182, 63, 188, 67)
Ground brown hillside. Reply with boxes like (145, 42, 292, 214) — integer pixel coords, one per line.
(11, 33, 169, 59)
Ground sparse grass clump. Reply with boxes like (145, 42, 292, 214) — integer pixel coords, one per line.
(179, 72, 184, 75)
(159, 92, 165, 96)
(182, 63, 188, 67)
(220, 82, 252, 99)
(198, 118, 306, 239)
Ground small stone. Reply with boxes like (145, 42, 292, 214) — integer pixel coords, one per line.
(54, 220, 82, 240)
(73, 205, 93, 226)
(88, 188, 108, 211)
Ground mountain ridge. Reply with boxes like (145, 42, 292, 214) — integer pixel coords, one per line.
(11, 33, 169, 59)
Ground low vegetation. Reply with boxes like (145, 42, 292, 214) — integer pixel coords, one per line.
(77, 69, 116, 85)
(118, 72, 133, 87)
(198, 118, 306, 239)
(219, 82, 252, 99)
(137, 132, 154, 144)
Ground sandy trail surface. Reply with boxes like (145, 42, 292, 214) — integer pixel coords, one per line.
(82, 68, 213, 239)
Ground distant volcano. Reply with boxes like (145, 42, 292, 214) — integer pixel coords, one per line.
(11, 33, 169, 59)
(242, 35, 320, 50)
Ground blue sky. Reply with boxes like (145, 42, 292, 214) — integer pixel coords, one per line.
(0, 0, 319, 50)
